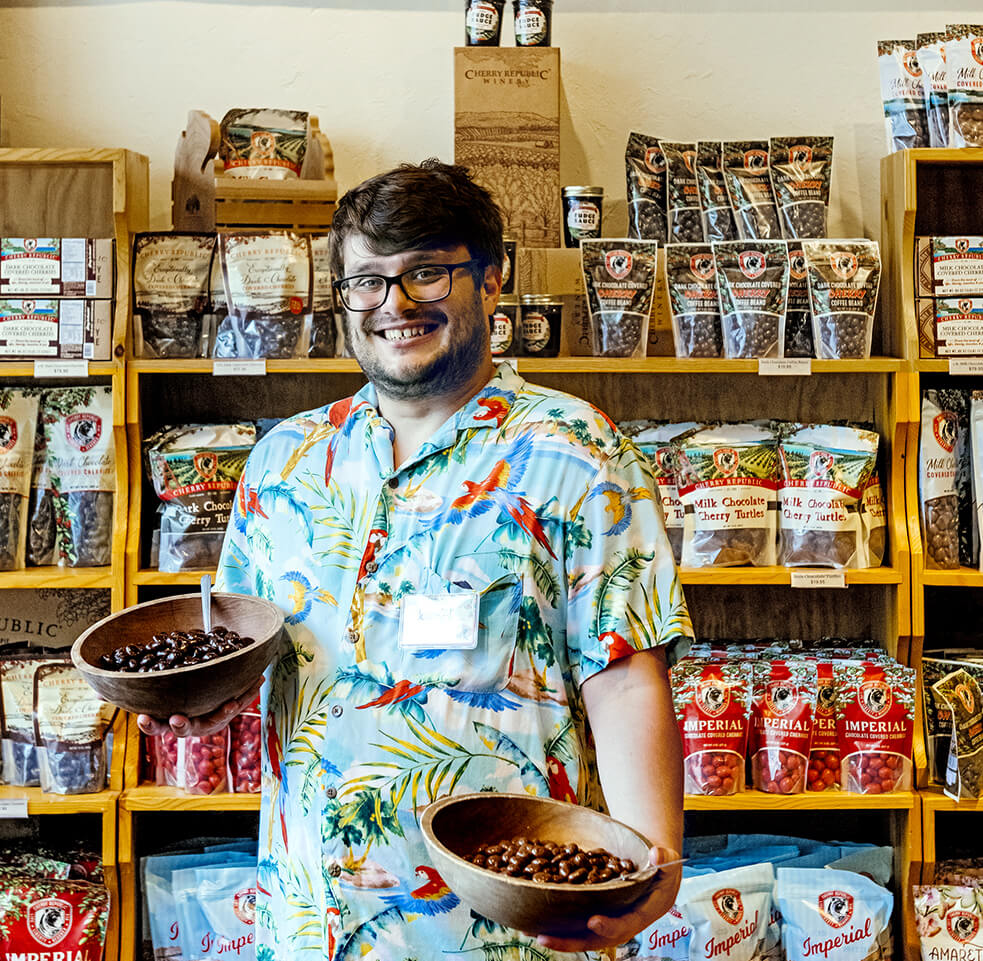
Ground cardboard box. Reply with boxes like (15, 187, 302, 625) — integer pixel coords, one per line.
(0, 238, 114, 298)
(0, 299, 113, 360)
(916, 296, 936, 357)
(935, 296, 983, 355)
(914, 236, 983, 297)
(517, 246, 673, 356)
(455, 47, 561, 248)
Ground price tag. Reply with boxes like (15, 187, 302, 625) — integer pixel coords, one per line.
(790, 570, 846, 589)
(0, 799, 29, 819)
(758, 358, 812, 376)
(948, 358, 983, 375)
(212, 360, 267, 377)
(33, 360, 89, 378)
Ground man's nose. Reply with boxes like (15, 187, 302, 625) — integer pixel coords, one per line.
(382, 277, 414, 311)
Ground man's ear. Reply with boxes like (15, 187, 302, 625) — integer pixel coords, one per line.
(480, 263, 503, 314)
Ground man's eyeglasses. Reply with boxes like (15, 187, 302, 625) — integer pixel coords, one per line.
(333, 260, 481, 312)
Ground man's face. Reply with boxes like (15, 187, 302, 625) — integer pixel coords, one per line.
(340, 236, 500, 401)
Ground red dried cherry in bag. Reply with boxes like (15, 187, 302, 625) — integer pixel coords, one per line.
(229, 695, 261, 793)
(183, 731, 230, 795)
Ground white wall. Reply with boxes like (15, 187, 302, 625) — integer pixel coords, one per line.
(0, 1, 979, 235)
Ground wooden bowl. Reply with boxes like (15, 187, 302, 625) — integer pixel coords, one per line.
(70, 593, 284, 718)
(420, 793, 658, 938)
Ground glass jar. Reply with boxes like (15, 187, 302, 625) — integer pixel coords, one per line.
(519, 294, 561, 357)
(465, 0, 505, 45)
(490, 300, 518, 356)
(562, 186, 604, 247)
(501, 236, 518, 295)
(513, 0, 552, 46)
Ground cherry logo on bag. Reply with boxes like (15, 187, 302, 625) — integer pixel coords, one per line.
(956, 238, 971, 254)
(690, 254, 715, 281)
(738, 251, 766, 279)
(789, 144, 813, 167)
(859, 680, 892, 719)
(644, 146, 666, 173)
(683, 150, 697, 173)
(65, 413, 102, 452)
(902, 49, 922, 77)
(765, 681, 799, 716)
(605, 251, 633, 280)
(233, 887, 257, 925)
(959, 299, 974, 315)
(818, 891, 854, 929)
(743, 149, 768, 171)
(194, 451, 219, 481)
(830, 252, 859, 280)
(789, 249, 807, 280)
(28, 898, 72, 947)
(973, 38, 983, 66)
(955, 681, 977, 714)
(808, 449, 835, 479)
(816, 682, 836, 716)
(23, 239, 37, 253)
(697, 677, 730, 717)
(934, 411, 958, 453)
(712, 889, 744, 925)
(654, 448, 672, 473)
(0, 416, 16, 453)
(947, 911, 980, 943)
(713, 447, 740, 476)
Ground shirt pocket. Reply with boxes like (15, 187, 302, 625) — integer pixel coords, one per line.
(396, 572, 521, 693)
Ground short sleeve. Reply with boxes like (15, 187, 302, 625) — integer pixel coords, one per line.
(565, 439, 693, 689)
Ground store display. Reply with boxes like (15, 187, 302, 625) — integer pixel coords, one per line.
(917, 32, 950, 147)
(721, 140, 782, 241)
(660, 141, 702, 243)
(920, 389, 963, 570)
(783, 243, 815, 357)
(625, 132, 668, 244)
(217, 232, 311, 359)
(144, 423, 256, 572)
(0, 390, 38, 571)
(132, 232, 215, 358)
(946, 24, 983, 148)
(664, 243, 723, 358)
(712, 240, 788, 359)
(0, 238, 114, 298)
(490, 301, 518, 356)
(768, 136, 833, 239)
(518, 295, 561, 357)
(512, 0, 552, 46)
(0, 298, 112, 361)
(580, 239, 655, 358)
(877, 39, 931, 152)
(695, 141, 737, 244)
(465, 0, 506, 45)
(802, 239, 881, 360)
(219, 108, 309, 180)
(561, 186, 603, 247)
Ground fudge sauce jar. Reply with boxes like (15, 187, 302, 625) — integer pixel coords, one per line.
(490, 300, 518, 356)
(465, 0, 505, 45)
(513, 0, 552, 46)
(501, 235, 518, 295)
(562, 186, 604, 247)
(520, 295, 561, 356)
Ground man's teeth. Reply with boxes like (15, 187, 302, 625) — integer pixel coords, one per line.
(383, 326, 430, 341)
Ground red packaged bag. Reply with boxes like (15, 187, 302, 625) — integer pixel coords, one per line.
(154, 730, 181, 787)
(807, 661, 840, 791)
(184, 731, 230, 795)
(749, 659, 817, 794)
(230, 696, 261, 793)
(836, 658, 915, 794)
(672, 659, 752, 796)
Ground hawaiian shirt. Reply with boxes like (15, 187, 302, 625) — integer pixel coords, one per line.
(215, 362, 693, 961)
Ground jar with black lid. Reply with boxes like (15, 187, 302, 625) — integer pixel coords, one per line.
(490, 301, 518, 356)
(519, 294, 561, 357)
(465, 0, 505, 45)
(513, 0, 552, 46)
(562, 186, 603, 247)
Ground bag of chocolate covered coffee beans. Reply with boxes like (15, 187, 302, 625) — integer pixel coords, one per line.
(933, 667, 983, 800)
(783, 243, 814, 357)
(946, 24, 983, 148)
(768, 136, 833, 239)
(712, 240, 789, 359)
(0, 389, 38, 571)
(877, 39, 931, 151)
(674, 423, 780, 567)
(625, 132, 667, 244)
(920, 390, 962, 569)
(917, 32, 950, 147)
(777, 423, 879, 569)
(721, 140, 782, 241)
(665, 243, 723, 358)
(660, 140, 703, 243)
(696, 141, 737, 244)
(972, 392, 983, 573)
(580, 239, 655, 358)
(802, 239, 880, 360)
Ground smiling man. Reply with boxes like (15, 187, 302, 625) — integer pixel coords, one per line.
(141, 159, 693, 961)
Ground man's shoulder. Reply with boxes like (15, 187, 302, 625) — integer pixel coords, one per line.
(247, 398, 357, 463)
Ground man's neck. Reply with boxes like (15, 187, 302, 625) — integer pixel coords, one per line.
(378, 358, 495, 468)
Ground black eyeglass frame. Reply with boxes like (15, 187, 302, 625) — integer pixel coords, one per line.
(332, 259, 484, 312)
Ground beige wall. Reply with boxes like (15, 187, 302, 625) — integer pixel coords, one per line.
(0, 2, 978, 234)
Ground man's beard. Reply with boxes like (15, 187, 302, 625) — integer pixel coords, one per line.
(345, 301, 490, 401)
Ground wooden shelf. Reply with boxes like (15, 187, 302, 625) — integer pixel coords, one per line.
(921, 566, 983, 587)
(121, 785, 260, 812)
(678, 565, 903, 585)
(921, 788, 983, 814)
(132, 568, 211, 586)
(684, 789, 917, 811)
(0, 566, 113, 589)
(0, 785, 118, 814)
(0, 362, 119, 378)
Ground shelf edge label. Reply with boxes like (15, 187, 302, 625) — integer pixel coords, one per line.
(0, 799, 29, 819)
(948, 358, 983, 375)
(212, 360, 267, 377)
(790, 570, 846, 589)
(34, 360, 89, 378)
(758, 358, 812, 376)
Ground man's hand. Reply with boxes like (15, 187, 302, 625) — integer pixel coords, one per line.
(533, 846, 682, 952)
(136, 676, 263, 738)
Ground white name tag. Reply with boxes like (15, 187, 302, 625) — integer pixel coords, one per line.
(399, 592, 479, 650)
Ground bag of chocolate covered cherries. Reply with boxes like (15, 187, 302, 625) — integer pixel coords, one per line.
(920, 390, 962, 570)
(877, 39, 931, 151)
(777, 423, 879, 569)
(696, 141, 737, 243)
(580, 239, 656, 358)
(674, 423, 780, 567)
(712, 240, 789, 359)
(808, 660, 841, 791)
(660, 140, 703, 243)
(220, 107, 309, 180)
(802, 239, 881, 360)
(917, 32, 950, 148)
(625, 132, 667, 243)
(946, 25, 983, 148)
(665, 243, 723, 358)
(0, 389, 38, 571)
(721, 140, 782, 241)
(768, 136, 833, 239)
(783, 242, 814, 357)
(309, 232, 337, 358)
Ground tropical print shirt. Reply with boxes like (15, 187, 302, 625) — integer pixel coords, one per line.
(216, 362, 693, 961)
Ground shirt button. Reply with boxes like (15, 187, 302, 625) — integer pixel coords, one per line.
(387, 476, 399, 489)
(331, 705, 344, 718)
(326, 787, 337, 799)
(345, 628, 358, 645)
(365, 561, 378, 574)
(328, 863, 342, 877)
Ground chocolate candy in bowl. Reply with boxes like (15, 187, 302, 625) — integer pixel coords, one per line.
(71, 593, 284, 718)
(420, 793, 658, 937)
